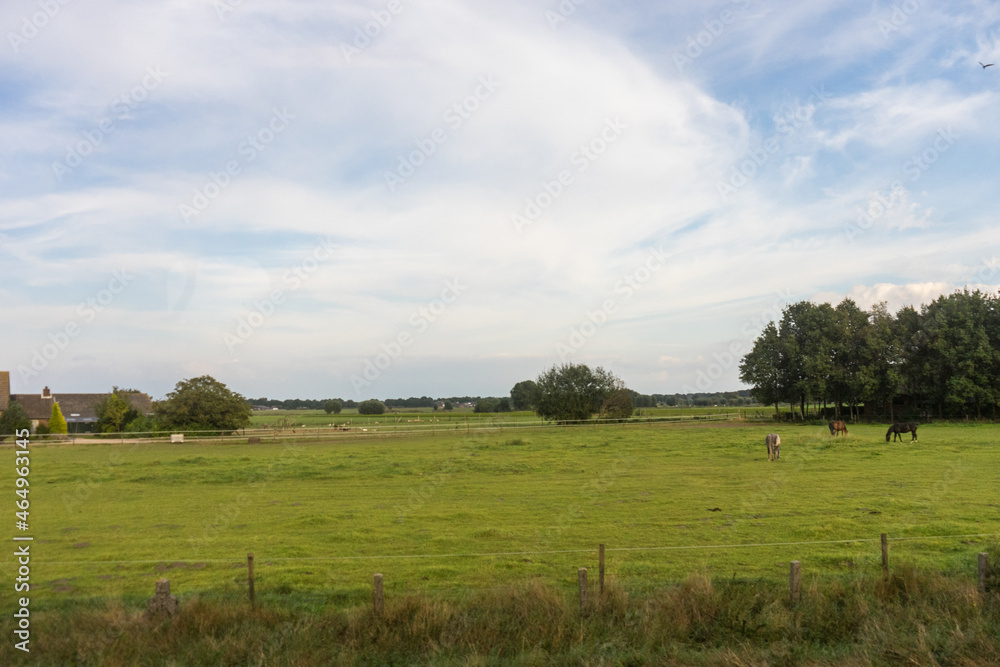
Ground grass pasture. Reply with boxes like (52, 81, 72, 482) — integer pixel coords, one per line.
(5, 421, 998, 610)
(245, 406, 743, 433)
(3, 420, 1000, 664)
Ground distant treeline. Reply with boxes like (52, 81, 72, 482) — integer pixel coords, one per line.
(249, 398, 359, 410)
(740, 289, 1000, 421)
(249, 391, 757, 411)
(635, 390, 755, 408)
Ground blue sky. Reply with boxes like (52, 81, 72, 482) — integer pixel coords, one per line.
(2, 0, 999, 401)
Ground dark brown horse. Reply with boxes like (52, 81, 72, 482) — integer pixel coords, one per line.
(828, 420, 848, 436)
(886, 422, 918, 442)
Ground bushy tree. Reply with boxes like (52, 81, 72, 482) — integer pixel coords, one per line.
(510, 380, 539, 411)
(534, 364, 627, 423)
(155, 375, 252, 433)
(49, 402, 68, 434)
(357, 399, 386, 415)
(0, 402, 31, 436)
(123, 414, 161, 436)
(96, 392, 134, 433)
(324, 399, 343, 415)
(600, 385, 634, 421)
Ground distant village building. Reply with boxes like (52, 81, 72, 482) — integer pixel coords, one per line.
(0, 371, 153, 432)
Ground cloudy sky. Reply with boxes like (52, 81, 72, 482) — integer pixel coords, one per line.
(2, 0, 999, 401)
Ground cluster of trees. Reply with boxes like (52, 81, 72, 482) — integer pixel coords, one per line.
(384, 396, 436, 409)
(510, 364, 633, 423)
(503, 375, 753, 418)
(473, 397, 512, 413)
(656, 390, 755, 407)
(250, 397, 359, 410)
(739, 290, 1000, 420)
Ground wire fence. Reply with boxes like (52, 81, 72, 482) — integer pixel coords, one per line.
(20, 532, 998, 614)
(38, 533, 998, 567)
(13, 411, 745, 446)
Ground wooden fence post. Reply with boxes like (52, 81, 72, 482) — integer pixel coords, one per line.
(789, 561, 801, 605)
(578, 567, 589, 614)
(599, 544, 605, 596)
(881, 533, 889, 577)
(248, 553, 255, 610)
(979, 553, 990, 594)
(373, 573, 384, 616)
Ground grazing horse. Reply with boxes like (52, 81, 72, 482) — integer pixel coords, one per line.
(886, 422, 918, 442)
(765, 433, 781, 461)
(828, 420, 848, 436)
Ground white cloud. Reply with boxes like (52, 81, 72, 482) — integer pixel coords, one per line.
(3, 0, 1000, 397)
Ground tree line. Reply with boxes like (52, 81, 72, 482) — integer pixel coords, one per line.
(738, 289, 1000, 421)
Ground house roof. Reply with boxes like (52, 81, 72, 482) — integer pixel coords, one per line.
(9, 392, 154, 422)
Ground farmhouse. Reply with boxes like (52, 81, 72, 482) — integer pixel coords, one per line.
(0, 371, 153, 432)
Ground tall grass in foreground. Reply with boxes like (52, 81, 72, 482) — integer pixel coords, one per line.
(6, 564, 999, 665)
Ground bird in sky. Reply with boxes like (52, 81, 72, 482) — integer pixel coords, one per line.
(979, 61, 994, 69)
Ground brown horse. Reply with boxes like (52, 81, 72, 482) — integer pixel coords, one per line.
(886, 422, 918, 442)
(828, 420, 848, 436)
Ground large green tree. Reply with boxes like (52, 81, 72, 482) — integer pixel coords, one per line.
(534, 363, 626, 423)
(917, 290, 999, 418)
(739, 322, 786, 417)
(154, 375, 252, 433)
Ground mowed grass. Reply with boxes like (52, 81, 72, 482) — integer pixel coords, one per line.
(5, 421, 998, 612)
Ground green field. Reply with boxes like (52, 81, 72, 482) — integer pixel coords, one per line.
(5, 421, 997, 614)
(245, 406, 744, 432)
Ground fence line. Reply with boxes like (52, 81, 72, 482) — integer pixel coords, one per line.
(40, 532, 999, 566)
(7, 412, 743, 447)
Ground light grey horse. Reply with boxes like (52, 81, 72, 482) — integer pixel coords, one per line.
(765, 433, 781, 461)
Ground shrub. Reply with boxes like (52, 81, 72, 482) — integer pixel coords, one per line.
(357, 399, 386, 415)
(49, 402, 68, 434)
